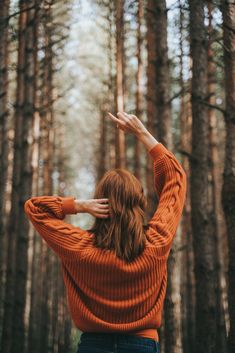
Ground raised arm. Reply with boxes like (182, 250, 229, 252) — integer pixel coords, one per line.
(145, 142, 187, 257)
(24, 196, 86, 260)
(24, 195, 110, 261)
(107, 111, 187, 257)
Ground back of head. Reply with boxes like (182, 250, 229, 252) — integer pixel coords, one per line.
(88, 168, 148, 263)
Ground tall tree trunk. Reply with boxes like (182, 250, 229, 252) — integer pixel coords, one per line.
(134, 0, 144, 180)
(11, 1, 39, 351)
(221, 1, 235, 352)
(183, 93, 195, 353)
(51, 254, 59, 353)
(56, 122, 72, 353)
(1, 1, 28, 352)
(39, 2, 55, 351)
(207, 4, 227, 352)
(146, 0, 157, 221)
(0, 0, 10, 340)
(106, 0, 116, 170)
(97, 107, 107, 181)
(146, 1, 182, 350)
(189, 1, 217, 352)
(146, 3, 182, 349)
(178, 3, 195, 352)
(27, 112, 41, 353)
(149, 2, 182, 352)
(154, 0, 171, 147)
(115, 0, 125, 168)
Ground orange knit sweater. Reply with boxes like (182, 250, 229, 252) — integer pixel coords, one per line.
(24, 142, 187, 342)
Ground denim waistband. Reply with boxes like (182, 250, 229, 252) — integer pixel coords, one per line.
(80, 332, 159, 348)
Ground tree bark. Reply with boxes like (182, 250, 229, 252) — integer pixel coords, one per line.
(39, 2, 55, 351)
(27, 107, 41, 353)
(207, 4, 227, 352)
(147, 1, 182, 351)
(97, 107, 107, 181)
(115, 0, 125, 168)
(146, 0, 157, 222)
(11, 1, 39, 351)
(134, 0, 144, 180)
(154, 0, 171, 147)
(1, 1, 28, 351)
(150, 2, 182, 352)
(0, 0, 10, 340)
(106, 0, 116, 170)
(221, 1, 235, 352)
(178, 3, 195, 352)
(189, 1, 217, 352)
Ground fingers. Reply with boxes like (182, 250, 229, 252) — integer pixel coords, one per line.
(107, 112, 126, 127)
(96, 214, 110, 218)
(97, 198, 109, 203)
(97, 204, 110, 209)
(93, 198, 110, 218)
(107, 112, 119, 122)
(95, 208, 109, 214)
(95, 207, 110, 218)
(117, 111, 129, 122)
(95, 204, 110, 213)
(94, 199, 109, 208)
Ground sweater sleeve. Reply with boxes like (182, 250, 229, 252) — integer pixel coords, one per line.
(146, 143, 187, 257)
(24, 195, 85, 260)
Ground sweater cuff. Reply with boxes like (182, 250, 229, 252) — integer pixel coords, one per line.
(148, 143, 168, 160)
(61, 197, 77, 215)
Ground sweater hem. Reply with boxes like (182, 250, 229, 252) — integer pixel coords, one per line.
(129, 328, 159, 342)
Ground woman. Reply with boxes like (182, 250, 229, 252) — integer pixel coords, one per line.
(24, 111, 187, 353)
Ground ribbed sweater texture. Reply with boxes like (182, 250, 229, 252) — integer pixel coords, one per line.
(24, 142, 187, 342)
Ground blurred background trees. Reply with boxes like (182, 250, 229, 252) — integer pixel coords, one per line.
(0, 0, 234, 353)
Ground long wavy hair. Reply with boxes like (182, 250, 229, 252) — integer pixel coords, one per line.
(87, 168, 148, 263)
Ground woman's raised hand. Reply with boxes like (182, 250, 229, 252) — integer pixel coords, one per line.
(107, 111, 159, 151)
(75, 198, 110, 218)
(107, 112, 147, 137)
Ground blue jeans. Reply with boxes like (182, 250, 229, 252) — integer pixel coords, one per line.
(76, 332, 160, 353)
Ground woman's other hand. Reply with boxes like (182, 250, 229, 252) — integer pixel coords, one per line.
(107, 111, 147, 137)
(75, 198, 110, 218)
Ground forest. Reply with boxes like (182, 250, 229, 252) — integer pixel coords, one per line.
(0, 0, 235, 353)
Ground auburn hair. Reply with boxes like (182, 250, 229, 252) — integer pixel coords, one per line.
(87, 168, 149, 263)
